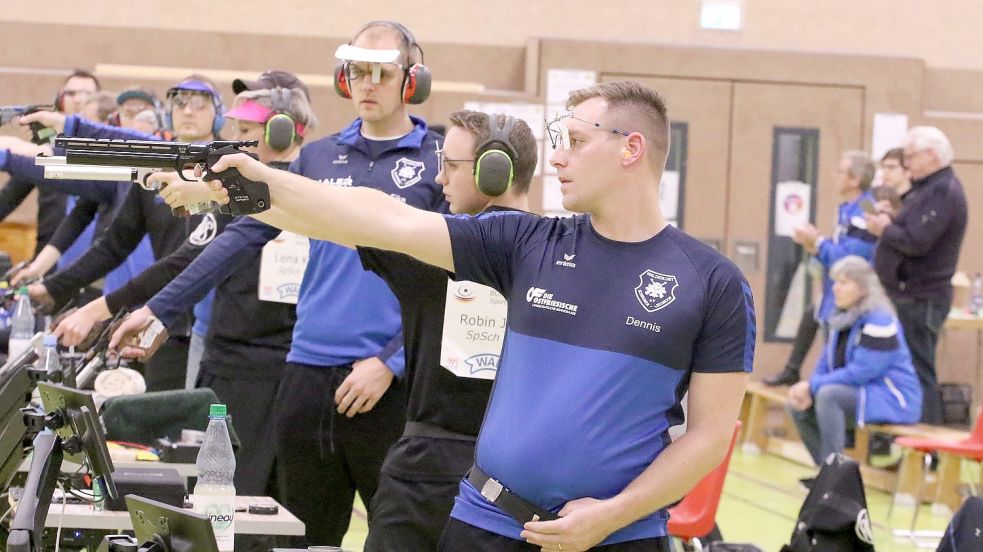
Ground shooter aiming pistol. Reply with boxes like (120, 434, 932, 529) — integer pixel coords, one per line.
(0, 105, 58, 145)
(39, 137, 271, 216)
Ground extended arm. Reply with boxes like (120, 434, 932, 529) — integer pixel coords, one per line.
(208, 155, 454, 272)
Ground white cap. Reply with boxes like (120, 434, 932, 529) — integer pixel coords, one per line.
(334, 44, 401, 63)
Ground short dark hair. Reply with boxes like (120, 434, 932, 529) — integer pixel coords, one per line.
(64, 69, 101, 91)
(566, 81, 670, 167)
(448, 110, 537, 194)
(881, 147, 905, 168)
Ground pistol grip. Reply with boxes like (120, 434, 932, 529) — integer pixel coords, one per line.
(204, 149, 270, 215)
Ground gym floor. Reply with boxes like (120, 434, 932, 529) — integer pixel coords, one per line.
(338, 450, 956, 551)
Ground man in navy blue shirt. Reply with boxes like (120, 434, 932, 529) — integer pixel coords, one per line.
(207, 80, 755, 551)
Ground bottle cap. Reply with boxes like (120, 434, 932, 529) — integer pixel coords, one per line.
(209, 404, 227, 418)
(17, 286, 28, 295)
(43, 334, 58, 347)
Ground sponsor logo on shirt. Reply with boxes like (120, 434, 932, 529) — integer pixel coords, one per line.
(321, 176, 353, 187)
(634, 269, 679, 312)
(188, 213, 218, 246)
(554, 253, 577, 268)
(391, 157, 426, 189)
(332, 154, 349, 165)
(525, 287, 579, 316)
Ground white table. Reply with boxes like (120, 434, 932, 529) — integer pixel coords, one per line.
(45, 495, 304, 535)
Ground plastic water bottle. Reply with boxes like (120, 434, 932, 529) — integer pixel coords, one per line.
(41, 334, 61, 378)
(972, 273, 983, 316)
(8, 287, 35, 359)
(194, 404, 236, 551)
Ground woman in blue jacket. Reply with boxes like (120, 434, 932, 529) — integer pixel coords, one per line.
(788, 255, 922, 466)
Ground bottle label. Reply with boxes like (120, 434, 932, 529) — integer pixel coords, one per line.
(195, 494, 235, 551)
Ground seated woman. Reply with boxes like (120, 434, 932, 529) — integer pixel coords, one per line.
(788, 255, 922, 467)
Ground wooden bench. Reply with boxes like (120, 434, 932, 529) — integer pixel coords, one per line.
(739, 381, 971, 503)
(738, 381, 808, 461)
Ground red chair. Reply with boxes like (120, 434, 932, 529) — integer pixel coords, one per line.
(668, 421, 741, 551)
(890, 406, 983, 540)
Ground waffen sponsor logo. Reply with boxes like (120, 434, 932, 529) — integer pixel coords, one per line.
(321, 176, 353, 187)
(391, 157, 426, 189)
(333, 154, 349, 165)
(634, 269, 679, 312)
(525, 287, 579, 316)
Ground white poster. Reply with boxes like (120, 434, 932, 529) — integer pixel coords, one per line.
(871, 113, 909, 162)
(660, 170, 680, 225)
(774, 181, 811, 238)
(258, 232, 309, 304)
(440, 280, 508, 380)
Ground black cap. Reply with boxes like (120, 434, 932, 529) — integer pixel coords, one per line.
(117, 88, 158, 106)
(232, 70, 310, 100)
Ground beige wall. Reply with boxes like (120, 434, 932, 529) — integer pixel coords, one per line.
(3, 0, 983, 72)
(0, 2, 980, 380)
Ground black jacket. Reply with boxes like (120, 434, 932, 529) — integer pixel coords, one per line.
(43, 186, 213, 334)
(874, 166, 967, 302)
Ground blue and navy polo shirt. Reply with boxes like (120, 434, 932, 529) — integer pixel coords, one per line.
(444, 212, 756, 545)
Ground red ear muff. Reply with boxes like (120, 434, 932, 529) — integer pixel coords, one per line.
(402, 64, 431, 105)
(334, 62, 352, 99)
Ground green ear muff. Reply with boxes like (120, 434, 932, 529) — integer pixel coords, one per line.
(473, 114, 518, 197)
(474, 149, 514, 196)
(265, 113, 296, 152)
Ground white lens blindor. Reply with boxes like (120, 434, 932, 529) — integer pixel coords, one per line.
(334, 44, 401, 63)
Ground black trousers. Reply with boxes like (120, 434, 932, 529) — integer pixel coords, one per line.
(365, 472, 462, 552)
(438, 518, 670, 552)
(784, 305, 820, 374)
(274, 362, 406, 547)
(196, 368, 282, 496)
(894, 297, 950, 424)
(142, 334, 189, 392)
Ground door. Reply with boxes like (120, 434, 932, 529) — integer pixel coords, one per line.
(728, 82, 864, 371)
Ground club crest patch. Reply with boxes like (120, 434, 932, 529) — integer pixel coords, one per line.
(391, 157, 426, 189)
(635, 270, 679, 312)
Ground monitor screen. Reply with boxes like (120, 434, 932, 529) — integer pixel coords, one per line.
(126, 494, 219, 552)
(36, 382, 116, 500)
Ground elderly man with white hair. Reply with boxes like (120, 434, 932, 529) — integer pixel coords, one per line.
(866, 126, 967, 424)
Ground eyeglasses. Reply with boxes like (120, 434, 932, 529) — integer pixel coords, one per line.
(436, 147, 474, 173)
(168, 92, 213, 111)
(545, 112, 631, 150)
(344, 62, 404, 85)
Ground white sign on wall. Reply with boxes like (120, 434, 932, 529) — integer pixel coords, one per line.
(774, 181, 811, 238)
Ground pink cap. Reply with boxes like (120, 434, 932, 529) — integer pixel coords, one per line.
(224, 100, 307, 137)
(224, 100, 273, 123)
